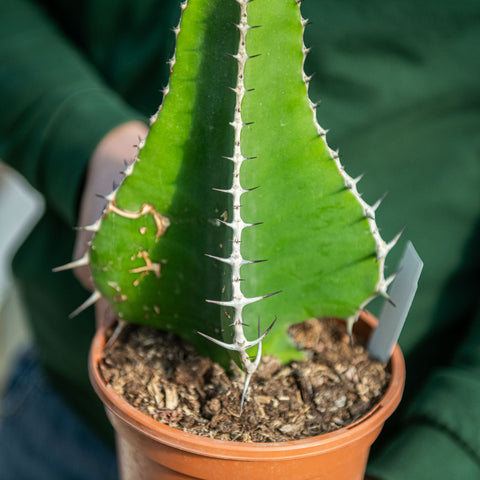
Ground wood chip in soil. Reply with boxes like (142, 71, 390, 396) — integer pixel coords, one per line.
(100, 317, 390, 442)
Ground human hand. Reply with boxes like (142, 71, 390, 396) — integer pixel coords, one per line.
(72, 120, 148, 326)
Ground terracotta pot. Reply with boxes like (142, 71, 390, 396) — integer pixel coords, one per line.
(89, 311, 405, 480)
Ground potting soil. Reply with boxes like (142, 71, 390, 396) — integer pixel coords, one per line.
(100, 317, 390, 442)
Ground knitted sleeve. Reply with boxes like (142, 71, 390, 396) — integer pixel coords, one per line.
(0, 0, 143, 226)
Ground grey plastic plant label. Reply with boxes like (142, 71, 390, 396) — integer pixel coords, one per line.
(368, 241, 423, 362)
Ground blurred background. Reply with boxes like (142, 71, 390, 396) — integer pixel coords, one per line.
(0, 162, 44, 410)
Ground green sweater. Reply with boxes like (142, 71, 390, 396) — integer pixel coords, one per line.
(1, 1, 479, 478)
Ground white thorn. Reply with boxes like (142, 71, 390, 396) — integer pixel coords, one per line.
(69, 290, 101, 318)
(205, 298, 235, 308)
(212, 187, 234, 194)
(346, 310, 361, 337)
(206, 292, 278, 309)
(137, 137, 146, 150)
(345, 172, 365, 190)
(104, 320, 127, 350)
(121, 158, 136, 176)
(161, 85, 170, 97)
(96, 190, 116, 202)
(196, 331, 240, 351)
(244, 291, 281, 306)
(377, 228, 404, 260)
(241, 258, 267, 266)
(216, 219, 234, 229)
(240, 371, 253, 413)
(378, 287, 394, 305)
(78, 218, 101, 233)
(388, 227, 405, 251)
(243, 317, 276, 349)
(364, 204, 376, 220)
(204, 254, 232, 265)
(383, 273, 396, 290)
(376, 240, 388, 261)
(354, 172, 365, 184)
(53, 253, 90, 272)
(149, 111, 159, 126)
(372, 192, 388, 212)
(198, 317, 276, 353)
(344, 175, 356, 190)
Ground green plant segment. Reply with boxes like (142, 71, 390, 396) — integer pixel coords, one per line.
(63, 0, 397, 379)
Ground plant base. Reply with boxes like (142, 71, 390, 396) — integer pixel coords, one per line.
(89, 312, 405, 480)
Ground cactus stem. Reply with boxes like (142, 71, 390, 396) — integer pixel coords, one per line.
(69, 290, 101, 319)
(299, 0, 395, 332)
(52, 253, 90, 272)
(203, 0, 278, 400)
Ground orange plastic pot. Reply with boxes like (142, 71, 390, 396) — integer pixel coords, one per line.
(89, 312, 405, 480)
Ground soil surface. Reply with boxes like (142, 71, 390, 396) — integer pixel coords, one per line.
(100, 317, 390, 442)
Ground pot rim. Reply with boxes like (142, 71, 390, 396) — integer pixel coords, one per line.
(89, 311, 405, 460)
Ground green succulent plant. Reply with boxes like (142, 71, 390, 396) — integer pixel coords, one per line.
(57, 0, 399, 405)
